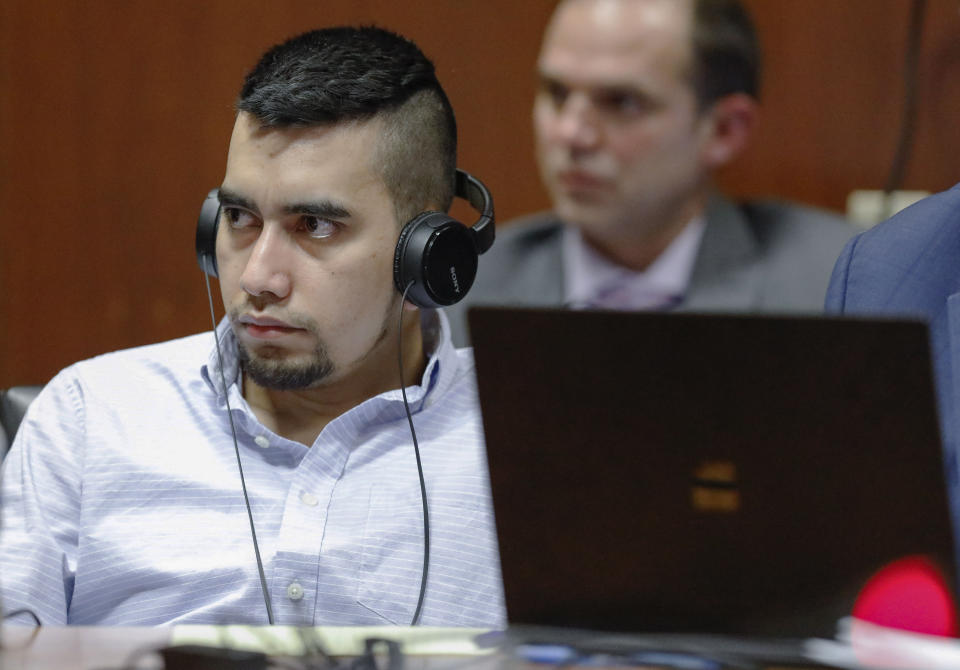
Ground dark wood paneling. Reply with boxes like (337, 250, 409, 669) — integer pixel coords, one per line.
(3, 1, 960, 386)
(727, 0, 960, 206)
(0, 0, 555, 385)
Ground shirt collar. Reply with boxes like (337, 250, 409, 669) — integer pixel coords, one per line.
(563, 216, 706, 307)
(201, 318, 241, 401)
(200, 309, 458, 411)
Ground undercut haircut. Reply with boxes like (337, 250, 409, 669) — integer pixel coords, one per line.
(236, 27, 457, 225)
(691, 0, 761, 109)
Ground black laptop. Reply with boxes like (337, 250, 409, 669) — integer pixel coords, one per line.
(468, 307, 956, 655)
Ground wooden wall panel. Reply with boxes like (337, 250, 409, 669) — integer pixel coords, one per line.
(2, 1, 960, 386)
(729, 0, 960, 207)
(0, 0, 556, 386)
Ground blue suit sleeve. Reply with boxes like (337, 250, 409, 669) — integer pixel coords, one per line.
(824, 234, 861, 314)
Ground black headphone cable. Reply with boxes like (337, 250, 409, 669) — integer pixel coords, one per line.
(204, 272, 276, 625)
(201, 272, 429, 627)
(398, 280, 431, 626)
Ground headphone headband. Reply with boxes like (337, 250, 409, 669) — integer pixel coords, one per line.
(455, 169, 494, 254)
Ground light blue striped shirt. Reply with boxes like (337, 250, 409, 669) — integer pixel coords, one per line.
(0, 310, 505, 626)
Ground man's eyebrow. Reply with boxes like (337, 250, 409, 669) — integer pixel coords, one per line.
(284, 200, 352, 220)
(217, 187, 258, 214)
(537, 71, 563, 88)
(217, 188, 351, 220)
(537, 71, 645, 98)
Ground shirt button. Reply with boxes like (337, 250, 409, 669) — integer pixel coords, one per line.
(254, 435, 270, 449)
(287, 581, 304, 601)
(300, 491, 319, 507)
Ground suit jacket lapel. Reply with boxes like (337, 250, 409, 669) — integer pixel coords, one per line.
(680, 194, 762, 312)
(502, 219, 566, 306)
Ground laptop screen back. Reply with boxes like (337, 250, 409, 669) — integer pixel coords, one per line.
(468, 307, 955, 638)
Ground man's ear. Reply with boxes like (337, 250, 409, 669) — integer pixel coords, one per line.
(699, 93, 758, 169)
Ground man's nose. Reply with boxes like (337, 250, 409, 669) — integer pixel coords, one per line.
(239, 225, 293, 301)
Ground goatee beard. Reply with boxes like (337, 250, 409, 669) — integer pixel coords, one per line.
(228, 308, 333, 390)
(236, 340, 334, 390)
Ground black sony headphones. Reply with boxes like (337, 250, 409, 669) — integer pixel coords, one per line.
(195, 168, 494, 309)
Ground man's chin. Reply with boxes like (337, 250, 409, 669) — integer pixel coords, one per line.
(238, 346, 334, 391)
(553, 198, 620, 231)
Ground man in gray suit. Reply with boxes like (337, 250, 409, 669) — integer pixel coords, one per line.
(447, 0, 855, 345)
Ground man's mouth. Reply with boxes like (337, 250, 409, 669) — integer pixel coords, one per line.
(556, 169, 610, 191)
(237, 314, 305, 339)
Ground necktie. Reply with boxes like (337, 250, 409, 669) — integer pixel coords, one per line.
(577, 279, 681, 311)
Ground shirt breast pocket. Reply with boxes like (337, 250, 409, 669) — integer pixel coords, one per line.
(354, 487, 487, 624)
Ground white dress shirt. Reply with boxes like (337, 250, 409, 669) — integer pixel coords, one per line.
(563, 218, 706, 310)
(0, 310, 504, 626)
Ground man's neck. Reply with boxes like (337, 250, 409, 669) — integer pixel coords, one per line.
(243, 313, 426, 447)
(584, 194, 708, 271)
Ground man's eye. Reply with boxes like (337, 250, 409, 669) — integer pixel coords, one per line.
(599, 91, 650, 117)
(542, 81, 569, 108)
(222, 207, 257, 229)
(616, 95, 645, 114)
(302, 216, 338, 239)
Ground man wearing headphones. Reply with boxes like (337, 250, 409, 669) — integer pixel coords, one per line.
(0, 27, 503, 626)
(446, 0, 856, 345)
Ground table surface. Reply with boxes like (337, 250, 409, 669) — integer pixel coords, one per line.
(1, 626, 170, 669)
(4, 624, 931, 670)
(0, 626, 513, 670)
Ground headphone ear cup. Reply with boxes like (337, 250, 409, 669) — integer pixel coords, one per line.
(196, 189, 221, 277)
(394, 212, 479, 308)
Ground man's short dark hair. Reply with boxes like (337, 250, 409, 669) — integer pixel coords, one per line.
(691, 0, 761, 109)
(237, 27, 457, 224)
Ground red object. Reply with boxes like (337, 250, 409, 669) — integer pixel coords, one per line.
(852, 556, 959, 637)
